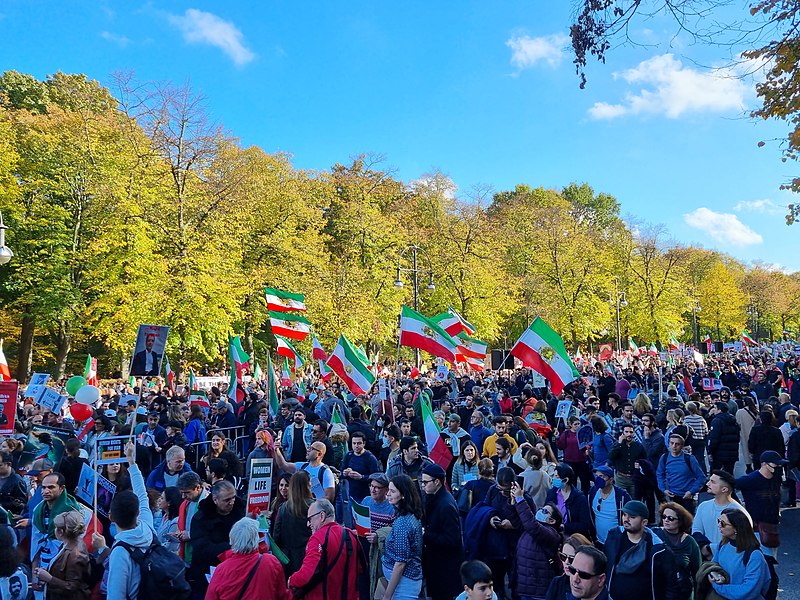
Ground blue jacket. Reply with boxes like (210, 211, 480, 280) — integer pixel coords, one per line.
(145, 460, 193, 492)
(470, 424, 493, 455)
(592, 432, 614, 468)
(281, 422, 313, 454)
(656, 451, 706, 495)
(711, 543, 771, 600)
(605, 526, 678, 600)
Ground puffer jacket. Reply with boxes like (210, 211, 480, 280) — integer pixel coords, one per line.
(512, 498, 562, 598)
(707, 413, 740, 464)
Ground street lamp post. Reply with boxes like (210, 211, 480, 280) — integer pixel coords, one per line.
(0, 211, 12, 265)
(610, 276, 628, 353)
(747, 301, 758, 342)
(394, 245, 435, 367)
(692, 301, 701, 347)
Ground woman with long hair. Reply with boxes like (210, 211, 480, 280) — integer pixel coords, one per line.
(156, 486, 183, 553)
(710, 508, 771, 600)
(511, 480, 563, 600)
(520, 447, 552, 508)
(269, 473, 292, 533)
(273, 471, 313, 577)
(651, 502, 701, 599)
(101, 461, 131, 492)
(633, 392, 652, 417)
(33, 510, 91, 600)
(589, 416, 614, 469)
(184, 404, 208, 445)
(556, 416, 591, 492)
(451, 440, 480, 491)
(463, 458, 496, 508)
(201, 430, 242, 481)
(512, 416, 539, 447)
(382, 474, 424, 600)
(536, 439, 559, 478)
(0, 526, 28, 600)
(736, 396, 760, 472)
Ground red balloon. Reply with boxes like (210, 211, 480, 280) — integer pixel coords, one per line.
(70, 403, 93, 422)
(410, 367, 420, 378)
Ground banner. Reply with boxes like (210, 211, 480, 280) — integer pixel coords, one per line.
(555, 400, 572, 420)
(246, 458, 273, 516)
(96, 436, 129, 465)
(25, 373, 49, 398)
(36, 388, 66, 415)
(18, 425, 70, 473)
(0, 381, 17, 436)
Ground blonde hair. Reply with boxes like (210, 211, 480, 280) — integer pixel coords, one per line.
(787, 410, 799, 429)
(633, 393, 651, 415)
(54, 510, 86, 541)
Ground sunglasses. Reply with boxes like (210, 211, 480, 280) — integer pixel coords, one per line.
(559, 552, 575, 564)
(662, 515, 679, 522)
(567, 565, 598, 580)
(717, 519, 732, 528)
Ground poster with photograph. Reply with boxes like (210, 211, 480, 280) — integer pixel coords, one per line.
(25, 373, 49, 399)
(18, 425, 70, 473)
(36, 388, 66, 415)
(0, 381, 18, 436)
(75, 463, 116, 517)
(129, 324, 170, 377)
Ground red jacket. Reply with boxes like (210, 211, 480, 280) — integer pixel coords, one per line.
(287, 522, 362, 600)
(206, 550, 290, 600)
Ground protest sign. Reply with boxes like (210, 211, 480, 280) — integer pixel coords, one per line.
(96, 476, 116, 517)
(555, 400, 572, 420)
(577, 424, 594, 450)
(532, 372, 547, 388)
(723, 342, 735, 351)
(436, 363, 449, 381)
(712, 378, 723, 390)
(36, 388, 66, 415)
(378, 377, 388, 401)
(247, 458, 273, 515)
(702, 378, 712, 390)
(734, 341, 743, 352)
(75, 463, 116, 517)
(129, 324, 170, 377)
(76, 463, 95, 506)
(0, 381, 17, 436)
(18, 425, 69, 472)
(96, 436, 129, 465)
(25, 373, 49, 398)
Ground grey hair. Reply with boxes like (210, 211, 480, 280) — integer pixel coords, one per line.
(312, 498, 335, 520)
(211, 480, 236, 498)
(165, 445, 185, 461)
(229, 517, 260, 554)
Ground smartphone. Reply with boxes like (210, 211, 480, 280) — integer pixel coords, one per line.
(516, 475, 525, 488)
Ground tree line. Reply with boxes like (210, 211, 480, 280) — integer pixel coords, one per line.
(0, 70, 797, 380)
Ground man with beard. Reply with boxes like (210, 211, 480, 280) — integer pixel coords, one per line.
(282, 407, 314, 463)
(421, 464, 463, 600)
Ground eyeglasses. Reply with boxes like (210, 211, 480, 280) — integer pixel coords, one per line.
(662, 515, 679, 522)
(567, 565, 598, 580)
(559, 552, 576, 564)
(307, 511, 324, 524)
(717, 519, 732, 528)
(421, 478, 435, 485)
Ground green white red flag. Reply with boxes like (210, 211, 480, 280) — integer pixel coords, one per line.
(275, 335, 305, 371)
(253, 362, 263, 382)
(455, 332, 488, 361)
(163, 354, 174, 392)
(269, 311, 311, 341)
(84, 354, 98, 386)
(0, 339, 9, 381)
(331, 402, 345, 425)
(510, 317, 579, 396)
(266, 352, 280, 418)
(465, 356, 485, 371)
(431, 307, 476, 337)
(189, 370, 209, 408)
(264, 287, 307, 313)
(280, 358, 292, 387)
(669, 336, 680, 350)
(327, 334, 376, 395)
(742, 330, 756, 345)
(400, 306, 460, 364)
(350, 498, 371, 536)
(420, 396, 453, 469)
(648, 343, 658, 356)
(627, 339, 639, 356)
(312, 336, 332, 380)
(228, 334, 250, 402)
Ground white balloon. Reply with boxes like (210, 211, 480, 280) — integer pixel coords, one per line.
(75, 384, 100, 406)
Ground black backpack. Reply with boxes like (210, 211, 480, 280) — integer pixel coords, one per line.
(743, 548, 779, 600)
(115, 537, 191, 600)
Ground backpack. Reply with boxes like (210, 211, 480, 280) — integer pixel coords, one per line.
(300, 461, 338, 487)
(743, 548, 779, 600)
(115, 537, 191, 600)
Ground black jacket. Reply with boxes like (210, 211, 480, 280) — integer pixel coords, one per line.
(748, 424, 785, 468)
(0, 472, 27, 516)
(545, 487, 592, 538)
(605, 527, 678, 600)
(423, 487, 464, 597)
(189, 493, 247, 591)
(706, 412, 740, 463)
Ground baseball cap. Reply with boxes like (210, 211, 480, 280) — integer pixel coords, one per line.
(27, 458, 55, 476)
(135, 407, 147, 415)
(594, 466, 614, 478)
(104, 409, 116, 418)
(368, 473, 389, 487)
(760, 450, 788, 466)
(621, 500, 649, 518)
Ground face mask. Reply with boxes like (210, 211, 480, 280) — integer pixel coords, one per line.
(376, 418, 383, 428)
(382, 435, 390, 448)
(535, 509, 550, 523)
(553, 477, 564, 489)
(594, 476, 608, 489)
(309, 393, 318, 402)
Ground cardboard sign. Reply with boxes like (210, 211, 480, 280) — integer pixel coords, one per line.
(75, 463, 116, 517)
(25, 373, 50, 398)
(19, 425, 70, 472)
(436, 364, 449, 381)
(36, 388, 66, 414)
(532, 372, 547, 388)
(378, 377, 388, 401)
(0, 381, 17, 436)
(555, 400, 572, 420)
(129, 324, 170, 377)
(247, 458, 273, 516)
(96, 436, 129, 465)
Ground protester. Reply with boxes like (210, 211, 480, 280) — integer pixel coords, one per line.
(273, 471, 313, 577)
(710, 508, 771, 600)
(650, 502, 701, 600)
(736, 451, 783, 557)
(155, 486, 182, 553)
(0, 525, 28, 600)
(421, 464, 464, 600)
(451, 440, 481, 490)
(656, 434, 706, 514)
(545, 464, 591, 538)
(175, 471, 208, 564)
(273, 440, 336, 502)
(693, 470, 749, 550)
(145, 445, 192, 492)
(381, 474, 424, 600)
(587, 465, 630, 547)
(32, 510, 91, 600)
(456, 560, 498, 600)
(543, 534, 593, 600)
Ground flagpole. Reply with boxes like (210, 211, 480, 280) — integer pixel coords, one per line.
(128, 383, 143, 445)
(93, 452, 99, 524)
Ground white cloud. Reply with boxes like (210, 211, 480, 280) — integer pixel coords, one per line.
(683, 207, 763, 246)
(167, 9, 254, 66)
(588, 54, 749, 120)
(507, 34, 569, 71)
(100, 31, 131, 48)
(733, 198, 785, 215)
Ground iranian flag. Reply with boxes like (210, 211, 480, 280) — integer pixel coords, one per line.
(189, 370, 209, 407)
(269, 311, 311, 341)
(400, 305, 459, 364)
(351, 498, 371, 536)
(455, 332, 488, 361)
(598, 343, 613, 360)
(264, 287, 307, 313)
(331, 402, 345, 426)
(84, 354, 98, 386)
(327, 334, 376, 395)
(312, 336, 332, 380)
(253, 363, 263, 382)
(465, 356, 485, 372)
(276, 335, 305, 371)
(420, 396, 453, 469)
(742, 330, 756, 345)
(297, 381, 306, 401)
(163, 354, 175, 392)
(510, 317, 580, 396)
(0, 339, 11, 381)
(265, 353, 280, 418)
(627, 339, 639, 356)
(431, 307, 477, 337)
(280, 358, 292, 387)
(228, 334, 250, 402)
(703, 334, 712, 353)
(648, 343, 658, 356)
(669, 336, 680, 351)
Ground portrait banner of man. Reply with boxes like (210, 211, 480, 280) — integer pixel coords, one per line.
(129, 324, 170, 377)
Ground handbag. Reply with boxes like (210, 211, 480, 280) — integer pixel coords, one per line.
(757, 521, 780, 548)
(454, 486, 472, 514)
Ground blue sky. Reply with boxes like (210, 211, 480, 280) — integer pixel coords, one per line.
(1, 1, 797, 270)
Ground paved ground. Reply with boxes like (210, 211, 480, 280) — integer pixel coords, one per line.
(776, 506, 799, 599)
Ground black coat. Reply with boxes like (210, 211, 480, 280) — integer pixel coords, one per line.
(706, 412, 740, 464)
(748, 424, 785, 468)
(423, 487, 464, 597)
(189, 493, 246, 592)
(605, 527, 679, 600)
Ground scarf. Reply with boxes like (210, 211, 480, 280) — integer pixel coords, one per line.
(33, 491, 82, 538)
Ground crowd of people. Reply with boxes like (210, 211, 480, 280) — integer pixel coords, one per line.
(0, 345, 798, 600)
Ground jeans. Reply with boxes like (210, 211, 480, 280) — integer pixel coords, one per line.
(383, 564, 422, 600)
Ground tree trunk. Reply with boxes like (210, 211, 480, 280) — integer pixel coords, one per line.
(17, 310, 35, 381)
(52, 323, 72, 379)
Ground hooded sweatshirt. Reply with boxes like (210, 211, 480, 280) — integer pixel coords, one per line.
(107, 464, 155, 600)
